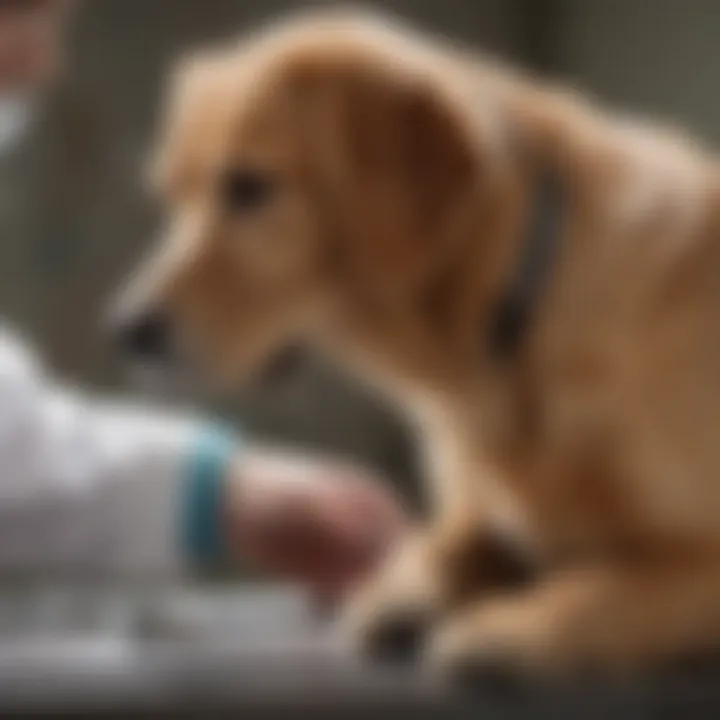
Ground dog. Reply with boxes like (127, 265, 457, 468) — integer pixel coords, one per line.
(113, 9, 720, 678)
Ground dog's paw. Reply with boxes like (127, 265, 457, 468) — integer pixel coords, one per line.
(344, 575, 437, 666)
(425, 597, 573, 688)
(343, 534, 445, 665)
(357, 603, 432, 664)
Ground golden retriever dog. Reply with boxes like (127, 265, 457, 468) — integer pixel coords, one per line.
(114, 9, 720, 678)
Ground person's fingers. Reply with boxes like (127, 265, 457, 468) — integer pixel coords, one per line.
(231, 458, 407, 589)
(237, 486, 362, 583)
(330, 478, 404, 575)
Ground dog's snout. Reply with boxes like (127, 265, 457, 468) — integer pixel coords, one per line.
(114, 310, 173, 363)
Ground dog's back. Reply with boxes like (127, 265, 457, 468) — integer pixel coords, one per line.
(457, 66, 720, 555)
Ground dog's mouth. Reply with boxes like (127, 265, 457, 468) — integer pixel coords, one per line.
(256, 343, 307, 387)
(111, 305, 307, 393)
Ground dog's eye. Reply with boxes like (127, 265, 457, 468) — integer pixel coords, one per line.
(220, 168, 275, 213)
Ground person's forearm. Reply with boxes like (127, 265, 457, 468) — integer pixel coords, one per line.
(0, 324, 239, 576)
(0, 331, 403, 585)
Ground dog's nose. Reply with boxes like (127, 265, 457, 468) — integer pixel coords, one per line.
(114, 310, 173, 362)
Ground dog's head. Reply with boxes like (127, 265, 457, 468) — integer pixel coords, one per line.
(113, 13, 501, 385)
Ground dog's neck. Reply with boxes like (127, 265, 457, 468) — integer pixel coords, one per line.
(318, 81, 578, 405)
(317, 169, 565, 410)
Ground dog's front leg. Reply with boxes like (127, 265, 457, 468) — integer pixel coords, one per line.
(345, 516, 531, 663)
(345, 425, 530, 663)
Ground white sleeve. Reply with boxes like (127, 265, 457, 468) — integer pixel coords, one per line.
(0, 326, 230, 577)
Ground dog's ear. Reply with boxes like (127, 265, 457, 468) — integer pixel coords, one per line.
(150, 52, 229, 199)
(305, 62, 483, 296)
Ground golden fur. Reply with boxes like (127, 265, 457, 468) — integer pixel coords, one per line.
(119, 10, 720, 676)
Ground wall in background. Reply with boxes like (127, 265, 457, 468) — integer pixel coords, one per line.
(552, 0, 720, 143)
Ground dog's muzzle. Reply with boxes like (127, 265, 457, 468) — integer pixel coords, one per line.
(112, 308, 175, 365)
(257, 344, 307, 386)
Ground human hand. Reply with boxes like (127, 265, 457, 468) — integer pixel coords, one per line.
(225, 448, 407, 600)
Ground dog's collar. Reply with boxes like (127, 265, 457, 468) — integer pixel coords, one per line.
(489, 168, 564, 360)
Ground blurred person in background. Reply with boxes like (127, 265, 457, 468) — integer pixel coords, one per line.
(0, 0, 403, 595)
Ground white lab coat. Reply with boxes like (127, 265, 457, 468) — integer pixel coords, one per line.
(0, 325, 215, 577)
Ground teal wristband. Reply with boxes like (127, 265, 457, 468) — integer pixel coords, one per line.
(182, 425, 238, 566)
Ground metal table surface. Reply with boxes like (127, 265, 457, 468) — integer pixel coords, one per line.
(0, 585, 717, 718)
